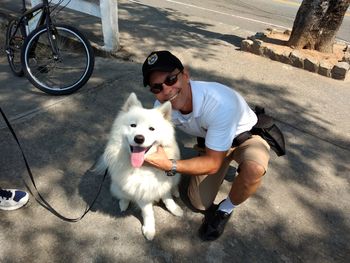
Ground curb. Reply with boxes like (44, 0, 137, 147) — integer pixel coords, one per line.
(241, 29, 350, 81)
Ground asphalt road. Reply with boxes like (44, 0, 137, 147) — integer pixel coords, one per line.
(128, 0, 350, 43)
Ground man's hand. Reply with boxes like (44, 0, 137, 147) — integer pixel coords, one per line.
(145, 146, 172, 171)
(145, 145, 227, 176)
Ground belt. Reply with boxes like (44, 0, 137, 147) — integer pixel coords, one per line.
(196, 130, 253, 150)
(232, 131, 252, 147)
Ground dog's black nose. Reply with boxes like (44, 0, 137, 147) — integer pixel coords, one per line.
(134, 135, 145, 144)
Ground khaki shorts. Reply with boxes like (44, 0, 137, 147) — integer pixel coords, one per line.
(188, 135, 270, 210)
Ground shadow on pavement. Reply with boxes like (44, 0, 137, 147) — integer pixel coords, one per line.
(0, 1, 349, 262)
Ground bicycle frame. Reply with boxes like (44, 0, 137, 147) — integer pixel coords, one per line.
(19, 0, 51, 35)
(6, 0, 95, 94)
(11, 0, 60, 59)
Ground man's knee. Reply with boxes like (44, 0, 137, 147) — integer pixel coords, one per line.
(238, 160, 266, 185)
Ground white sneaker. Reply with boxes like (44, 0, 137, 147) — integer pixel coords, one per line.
(0, 189, 29, 211)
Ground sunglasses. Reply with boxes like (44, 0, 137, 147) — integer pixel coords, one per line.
(149, 71, 182, 94)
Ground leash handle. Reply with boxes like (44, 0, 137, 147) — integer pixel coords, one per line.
(0, 107, 107, 222)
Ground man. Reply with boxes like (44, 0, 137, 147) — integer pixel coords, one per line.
(143, 50, 270, 241)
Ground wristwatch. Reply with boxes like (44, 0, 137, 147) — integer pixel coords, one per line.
(166, 159, 177, 176)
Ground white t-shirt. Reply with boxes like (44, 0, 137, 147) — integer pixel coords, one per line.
(156, 80, 257, 151)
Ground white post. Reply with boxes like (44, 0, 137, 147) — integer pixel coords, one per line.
(100, 0, 120, 51)
(30, 0, 119, 52)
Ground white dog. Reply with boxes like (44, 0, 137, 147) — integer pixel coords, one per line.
(95, 93, 183, 240)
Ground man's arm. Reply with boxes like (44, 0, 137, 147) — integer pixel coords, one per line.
(145, 146, 227, 175)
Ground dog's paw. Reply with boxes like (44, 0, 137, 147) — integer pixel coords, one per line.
(142, 225, 155, 240)
(171, 206, 184, 217)
(163, 198, 184, 217)
(119, 199, 130, 212)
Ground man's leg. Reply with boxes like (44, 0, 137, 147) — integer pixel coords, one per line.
(229, 135, 270, 205)
(228, 160, 266, 205)
(198, 135, 270, 241)
(187, 153, 233, 211)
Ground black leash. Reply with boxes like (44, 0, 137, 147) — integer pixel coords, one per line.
(0, 107, 107, 222)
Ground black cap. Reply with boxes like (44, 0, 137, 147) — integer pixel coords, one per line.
(142, 51, 184, 87)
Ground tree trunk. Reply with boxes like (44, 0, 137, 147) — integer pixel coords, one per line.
(288, 0, 350, 53)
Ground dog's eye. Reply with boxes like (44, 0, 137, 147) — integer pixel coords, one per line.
(130, 124, 137, 128)
(149, 127, 155, 131)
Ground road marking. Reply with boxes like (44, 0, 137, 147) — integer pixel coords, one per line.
(274, 0, 301, 7)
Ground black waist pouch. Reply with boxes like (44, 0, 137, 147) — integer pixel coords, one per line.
(251, 106, 286, 156)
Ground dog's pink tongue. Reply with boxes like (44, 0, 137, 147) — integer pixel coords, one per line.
(131, 146, 146, 168)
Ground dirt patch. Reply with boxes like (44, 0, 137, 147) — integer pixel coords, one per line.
(261, 30, 347, 67)
(241, 29, 350, 80)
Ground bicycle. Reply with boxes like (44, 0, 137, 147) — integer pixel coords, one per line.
(5, 0, 95, 95)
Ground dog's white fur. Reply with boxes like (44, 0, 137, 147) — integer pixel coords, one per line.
(95, 93, 183, 240)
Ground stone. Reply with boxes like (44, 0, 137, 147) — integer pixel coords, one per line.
(279, 51, 291, 64)
(251, 40, 264, 55)
(266, 28, 275, 33)
(259, 46, 268, 57)
(304, 57, 319, 72)
(342, 53, 350, 63)
(255, 32, 266, 39)
(318, 61, 333, 77)
(247, 35, 256, 41)
(331, 62, 350, 80)
(263, 46, 276, 60)
(268, 47, 289, 63)
(344, 44, 350, 52)
(283, 29, 291, 36)
(241, 39, 254, 52)
(289, 51, 304, 68)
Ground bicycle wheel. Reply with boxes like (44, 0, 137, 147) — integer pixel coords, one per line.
(21, 24, 95, 95)
(6, 20, 25, 76)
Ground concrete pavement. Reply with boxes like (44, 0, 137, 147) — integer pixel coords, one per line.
(1, 0, 349, 262)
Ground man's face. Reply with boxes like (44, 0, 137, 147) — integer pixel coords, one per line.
(148, 69, 190, 111)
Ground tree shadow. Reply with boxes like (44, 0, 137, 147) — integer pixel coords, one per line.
(114, 1, 246, 58)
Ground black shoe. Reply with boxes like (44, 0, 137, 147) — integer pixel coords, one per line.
(198, 202, 232, 241)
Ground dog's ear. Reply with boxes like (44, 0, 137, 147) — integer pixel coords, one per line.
(158, 101, 172, 121)
(122, 93, 142, 111)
